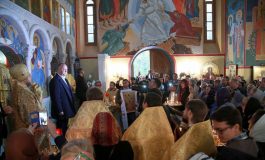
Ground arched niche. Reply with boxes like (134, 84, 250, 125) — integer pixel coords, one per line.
(0, 14, 29, 62)
(50, 57, 59, 76)
(51, 34, 63, 58)
(131, 46, 175, 78)
(51, 36, 63, 74)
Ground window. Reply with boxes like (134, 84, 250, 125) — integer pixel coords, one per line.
(133, 50, 150, 77)
(60, 6, 65, 32)
(204, 0, 215, 41)
(0, 50, 7, 65)
(66, 11, 71, 34)
(85, 0, 97, 45)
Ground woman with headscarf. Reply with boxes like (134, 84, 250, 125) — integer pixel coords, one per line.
(92, 112, 133, 160)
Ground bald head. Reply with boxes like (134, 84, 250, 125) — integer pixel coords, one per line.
(58, 63, 68, 76)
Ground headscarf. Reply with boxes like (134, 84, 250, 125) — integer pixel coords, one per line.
(92, 112, 122, 146)
(250, 114, 265, 142)
(5, 129, 39, 160)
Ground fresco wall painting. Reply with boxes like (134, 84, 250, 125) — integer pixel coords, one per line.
(0, 17, 27, 58)
(245, 0, 265, 66)
(31, 32, 46, 89)
(43, 0, 51, 23)
(52, 0, 60, 27)
(226, 0, 245, 66)
(98, 0, 203, 56)
(31, 0, 41, 18)
(226, 0, 265, 67)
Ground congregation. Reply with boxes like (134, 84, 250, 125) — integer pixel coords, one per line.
(0, 64, 265, 160)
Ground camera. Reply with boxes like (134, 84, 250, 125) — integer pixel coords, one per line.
(30, 111, 48, 126)
(139, 80, 149, 93)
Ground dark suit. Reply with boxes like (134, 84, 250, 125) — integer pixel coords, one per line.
(75, 75, 88, 107)
(49, 74, 76, 135)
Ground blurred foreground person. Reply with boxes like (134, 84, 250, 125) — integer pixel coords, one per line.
(61, 139, 94, 160)
(92, 112, 133, 160)
(211, 106, 259, 160)
(66, 87, 110, 141)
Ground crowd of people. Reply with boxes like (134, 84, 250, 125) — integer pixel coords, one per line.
(1, 64, 265, 160)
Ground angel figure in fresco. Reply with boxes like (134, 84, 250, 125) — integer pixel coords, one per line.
(230, 8, 244, 65)
(132, 0, 174, 45)
(101, 23, 130, 55)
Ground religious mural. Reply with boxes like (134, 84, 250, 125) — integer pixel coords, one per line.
(43, 0, 51, 23)
(0, 17, 27, 58)
(245, 0, 265, 65)
(31, 0, 41, 18)
(31, 32, 46, 89)
(52, 0, 60, 27)
(226, 0, 245, 66)
(15, 0, 29, 10)
(98, 0, 203, 56)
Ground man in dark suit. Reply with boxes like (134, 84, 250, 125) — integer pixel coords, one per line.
(75, 68, 87, 108)
(49, 63, 76, 135)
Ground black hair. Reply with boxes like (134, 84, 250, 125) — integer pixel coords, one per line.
(144, 92, 162, 107)
(211, 106, 242, 130)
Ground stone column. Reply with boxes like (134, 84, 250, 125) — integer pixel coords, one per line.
(26, 44, 36, 73)
(98, 54, 110, 92)
(69, 54, 76, 76)
(44, 49, 52, 77)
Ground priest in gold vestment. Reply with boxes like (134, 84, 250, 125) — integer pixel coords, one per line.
(9, 64, 45, 131)
(8, 64, 50, 153)
(162, 120, 217, 160)
(122, 107, 174, 160)
(66, 87, 110, 141)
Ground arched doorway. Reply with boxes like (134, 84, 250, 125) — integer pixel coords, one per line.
(0, 45, 22, 67)
(50, 57, 59, 76)
(131, 46, 175, 78)
(51, 37, 62, 75)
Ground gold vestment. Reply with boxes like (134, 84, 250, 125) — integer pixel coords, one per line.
(66, 100, 110, 141)
(0, 64, 11, 106)
(66, 74, 76, 93)
(122, 107, 174, 160)
(163, 120, 217, 160)
(10, 80, 44, 130)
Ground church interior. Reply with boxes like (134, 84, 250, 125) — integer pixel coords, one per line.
(0, 0, 265, 159)
(0, 0, 265, 91)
